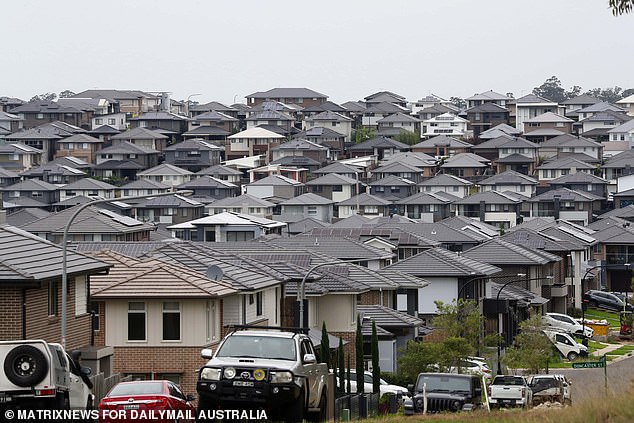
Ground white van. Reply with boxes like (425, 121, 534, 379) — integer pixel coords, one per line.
(543, 329, 588, 360)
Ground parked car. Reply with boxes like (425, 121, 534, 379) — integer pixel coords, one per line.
(337, 370, 408, 396)
(527, 374, 564, 405)
(448, 357, 492, 381)
(552, 374, 573, 405)
(583, 290, 633, 312)
(99, 380, 196, 423)
(543, 329, 588, 361)
(488, 375, 532, 409)
(542, 312, 594, 338)
(403, 373, 483, 414)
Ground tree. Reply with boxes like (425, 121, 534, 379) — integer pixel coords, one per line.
(337, 338, 345, 395)
(449, 97, 466, 109)
(532, 76, 567, 103)
(371, 321, 380, 394)
(585, 86, 624, 103)
(319, 321, 330, 370)
(609, 0, 634, 15)
(433, 299, 482, 354)
(502, 314, 555, 374)
(393, 129, 421, 145)
(355, 315, 364, 394)
(354, 127, 376, 143)
(397, 336, 472, 383)
(346, 353, 351, 394)
(58, 90, 76, 98)
(30, 92, 57, 102)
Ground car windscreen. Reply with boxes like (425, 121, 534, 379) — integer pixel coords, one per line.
(216, 336, 296, 361)
(416, 375, 471, 392)
(492, 376, 525, 386)
(109, 382, 164, 396)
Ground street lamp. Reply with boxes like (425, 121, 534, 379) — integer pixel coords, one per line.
(185, 93, 202, 117)
(457, 273, 527, 301)
(60, 190, 193, 350)
(495, 275, 553, 374)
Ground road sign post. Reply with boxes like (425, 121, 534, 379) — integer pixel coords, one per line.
(572, 355, 607, 394)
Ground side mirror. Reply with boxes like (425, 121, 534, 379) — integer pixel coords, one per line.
(80, 367, 92, 376)
(303, 353, 317, 364)
(186, 394, 196, 402)
(407, 384, 414, 392)
(201, 348, 213, 359)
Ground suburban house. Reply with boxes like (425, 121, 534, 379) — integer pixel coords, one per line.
(0, 167, 21, 187)
(3, 178, 60, 207)
(394, 191, 455, 222)
(91, 113, 127, 131)
(271, 138, 331, 165)
(376, 113, 421, 137)
(5, 121, 84, 163)
(514, 94, 561, 132)
(536, 156, 597, 183)
(490, 137, 540, 175)
(163, 139, 224, 172)
(365, 91, 408, 108)
(348, 136, 410, 160)
(523, 112, 574, 142)
(245, 174, 305, 200)
(120, 179, 171, 197)
(278, 192, 335, 223)
(196, 164, 243, 185)
(225, 127, 285, 162)
(134, 194, 205, 225)
(361, 102, 411, 128)
(466, 90, 513, 108)
(608, 119, 634, 146)
(59, 178, 117, 202)
(128, 111, 189, 139)
(579, 110, 633, 140)
(478, 123, 522, 141)
(137, 163, 194, 188)
(53, 133, 104, 163)
(293, 127, 346, 157)
(453, 190, 523, 229)
(0, 110, 23, 136)
(561, 94, 601, 118)
(549, 172, 609, 199)
(167, 211, 286, 241)
(304, 111, 353, 142)
(72, 89, 160, 115)
(418, 174, 473, 199)
(478, 170, 538, 197)
(204, 194, 276, 218)
(94, 142, 161, 181)
(371, 161, 425, 183)
(368, 175, 418, 200)
(336, 193, 393, 218)
(176, 175, 238, 200)
(412, 94, 454, 115)
(616, 93, 634, 116)
(0, 224, 111, 352)
(439, 152, 490, 179)
(110, 127, 169, 153)
(422, 113, 469, 138)
(8, 100, 93, 130)
(188, 110, 238, 133)
(245, 87, 328, 108)
(0, 143, 43, 171)
(527, 188, 604, 226)
(380, 152, 437, 178)
(537, 134, 602, 161)
(305, 173, 361, 202)
(411, 135, 471, 159)
(465, 103, 510, 141)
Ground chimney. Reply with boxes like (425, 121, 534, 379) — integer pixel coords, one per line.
(553, 194, 561, 220)
(479, 200, 486, 222)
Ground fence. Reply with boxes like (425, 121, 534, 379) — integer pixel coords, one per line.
(90, 373, 132, 404)
(334, 392, 380, 421)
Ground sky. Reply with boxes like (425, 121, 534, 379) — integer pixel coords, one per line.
(1, 0, 633, 106)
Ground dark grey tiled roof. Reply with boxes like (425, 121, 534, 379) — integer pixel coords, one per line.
(358, 305, 425, 328)
(262, 235, 394, 261)
(110, 127, 169, 140)
(182, 126, 231, 136)
(306, 173, 358, 186)
(418, 174, 472, 187)
(280, 193, 334, 205)
(164, 139, 223, 151)
(6, 208, 51, 227)
(461, 238, 562, 265)
(196, 164, 243, 176)
(395, 192, 454, 205)
(207, 194, 275, 208)
(62, 178, 117, 190)
(536, 156, 595, 170)
(6, 179, 59, 191)
(454, 191, 522, 205)
(412, 135, 471, 148)
(0, 225, 110, 282)
(489, 282, 548, 306)
(98, 141, 159, 155)
(527, 188, 603, 203)
(120, 179, 171, 190)
(70, 240, 182, 258)
(368, 175, 416, 187)
(337, 193, 393, 206)
(478, 170, 538, 186)
(385, 247, 501, 276)
(348, 136, 410, 151)
(246, 88, 328, 99)
(549, 172, 608, 185)
(495, 153, 536, 164)
(177, 176, 236, 189)
(306, 227, 439, 248)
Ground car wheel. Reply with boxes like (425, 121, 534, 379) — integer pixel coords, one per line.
(567, 351, 578, 361)
(3, 345, 49, 387)
(309, 391, 327, 423)
(591, 300, 599, 308)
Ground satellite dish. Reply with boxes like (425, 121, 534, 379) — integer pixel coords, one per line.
(206, 265, 224, 281)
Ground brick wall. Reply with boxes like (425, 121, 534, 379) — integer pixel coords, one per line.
(0, 288, 24, 340)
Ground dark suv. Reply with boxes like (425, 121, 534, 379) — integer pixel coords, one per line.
(583, 290, 633, 312)
(403, 373, 483, 414)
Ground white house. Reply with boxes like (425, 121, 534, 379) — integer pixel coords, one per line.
(137, 163, 194, 187)
(422, 113, 468, 137)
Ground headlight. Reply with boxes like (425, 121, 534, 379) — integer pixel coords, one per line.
(270, 371, 293, 384)
(451, 400, 462, 411)
(200, 368, 221, 381)
(224, 367, 236, 379)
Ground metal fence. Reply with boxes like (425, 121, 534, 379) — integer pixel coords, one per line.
(334, 393, 380, 421)
(90, 373, 132, 404)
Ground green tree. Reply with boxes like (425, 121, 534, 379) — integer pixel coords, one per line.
(502, 314, 554, 374)
(58, 90, 76, 98)
(585, 86, 624, 103)
(532, 76, 567, 103)
(397, 336, 472, 383)
(393, 129, 421, 145)
(610, 0, 634, 15)
(30, 92, 57, 102)
(337, 338, 345, 395)
(433, 299, 482, 354)
(449, 96, 466, 109)
(354, 127, 376, 143)
(371, 320, 380, 394)
(355, 315, 364, 394)
(319, 321, 330, 370)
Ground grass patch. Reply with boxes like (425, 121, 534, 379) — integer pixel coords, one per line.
(584, 309, 620, 327)
(607, 346, 634, 356)
(587, 339, 608, 350)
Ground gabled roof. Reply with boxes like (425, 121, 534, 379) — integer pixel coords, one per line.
(110, 127, 168, 140)
(348, 136, 410, 151)
(418, 174, 472, 186)
(227, 127, 286, 139)
(416, 104, 458, 116)
(197, 164, 243, 176)
(301, 101, 347, 113)
(191, 110, 237, 122)
(365, 91, 407, 102)
(527, 187, 603, 203)
(373, 161, 423, 174)
(177, 176, 237, 189)
(470, 134, 515, 149)
(515, 94, 558, 105)
(496, 153, 536, 164)
(561, 94, 601, 105)
(412, 135, 471, 148)
(524, 112, 573, 123)
(466, 90, 513, 102)
(89, 251, 236, 298)
(440, 153, 489, 168)
(305, 173, 359, 186)
(462, 238, 562, 265)
(60, 133, 103, 144)
(62, 177, 117, 190)
(182, 126, 231, 136)
(479, 123, 522, 139)
(536, 156, 596, 170)
(305, 111, 352, 122)
(6, 178, 59, 191)
(380, 152, 436, 167)
(313, 162, 361, 175)
(478, 170, 538, 186)
(275, 138, 329, 151)
(368, 175, 416, 187)
(208, 194, 275, 208)
(137, 163, 193, 176)
(246, 88, 328, 99)
(363, 102, 410, 114)
(337, 193, 393, 206)
(0, 225, 110, 283)
(385, 247, 501, 276)
(164, 139, 223, 152)
(377, 112, 421, 123)
(549, 172, 608, 185)
(98, 141, 159, 155)
(464, 102, 510, 113)
(190, 101, 235, 113)
(249, 174, 304, 186)
(93, 160, 145, 170)
(280, 192, 335, 206)
(454, 190, 523, 205)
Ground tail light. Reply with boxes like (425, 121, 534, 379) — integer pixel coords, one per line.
(521, 387, 526, 396)
(99, 399, 117, 410)
(36, 389, 55, 396)
(145, 397, 168, 407)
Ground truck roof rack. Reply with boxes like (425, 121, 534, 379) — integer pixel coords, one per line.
(224, 325, 309, 334)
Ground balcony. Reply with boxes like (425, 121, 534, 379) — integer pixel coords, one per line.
(549, 285, 568, 298)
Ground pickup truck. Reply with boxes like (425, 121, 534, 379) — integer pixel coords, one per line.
(488, 375, 532, 409)
(527, 374, 564, 405)
(196, 326, 328, 422)
(0, 340, 93, 411)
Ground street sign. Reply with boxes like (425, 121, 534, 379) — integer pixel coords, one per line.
(572, 355, 607, 369)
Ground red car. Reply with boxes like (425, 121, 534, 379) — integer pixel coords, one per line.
(99, 380, 196, 422)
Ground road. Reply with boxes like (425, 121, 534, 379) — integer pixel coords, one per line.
(550, 355, 634, 402)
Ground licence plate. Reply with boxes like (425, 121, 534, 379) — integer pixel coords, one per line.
(233, 381, 254, 387)
(123, 404, 139, 410)
(0, 395, 11, 403)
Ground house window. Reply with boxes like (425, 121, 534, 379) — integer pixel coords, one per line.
(95, 118, 103, 125)
(74, 275, 87, 316)
(256, 292, 263, 316)
(307, 206, 318, 216)
(37, 113, 44, 119)
(65, 191, 76, 197)
(332, 185, 343, 192)
(206, 300, 219, 343)
(332, 122, 338, 127)
(108, 118, 116, 125)
(31, 192, 43, 198)
(48, 281, 58, 316)
(127, 302, 146, 341)
(452, 186, 459, 192)
(162, 302, 181, 341)
(226, 231, 255, 241)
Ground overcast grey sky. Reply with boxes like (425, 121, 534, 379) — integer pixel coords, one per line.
(2, 0, 633, 105)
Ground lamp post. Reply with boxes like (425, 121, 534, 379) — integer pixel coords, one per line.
(457, 273, 527, 302)
(61, 190, 193, 350)
(185, 93, 202, 117)
(495, 275, 553, 374)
